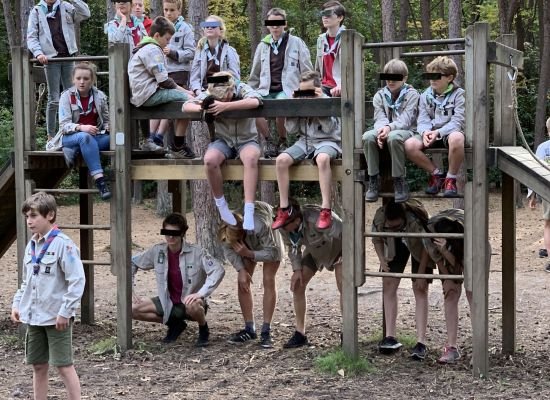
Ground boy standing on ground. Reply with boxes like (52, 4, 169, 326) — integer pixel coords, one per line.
(272, 71, 341, 230)
(404, 56, 465, 197)
(132, 213, 225, 346)
(363, 59, 420, 203)
(27, 0, 90, 140)
(315, 1, 346, 97)
(128, 16, 195, 158)
(132, 0, 152, 34)
(11, 192, 85, 400)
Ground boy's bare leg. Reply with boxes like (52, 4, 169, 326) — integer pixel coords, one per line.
(132, 297, 163, 323)
(412, 279, 429, 344)
(442, 280, 462, 347)
(404, 137, 437, 173)
(238, 261, 256, 324)
(334, 262, 343, 308)
(292, 267, 316, 334)
(262, 261, 280, 325)
(185, 299, 207, 326)
(175, 119, 189, 139)
(275, 153, 294, 207)
(204, 148, 226, 198)
(157, 119, 170, 136)
(382, 277, 400, 338)
(57, 365, 81, 400)
(33, 363, 49, 400)
(149, 119, 161, 134)
(447, 132, 465, 175)
(544, 219, 550, 255)
(240, 145, 260, 203)
(275, 117, 287, 142)
(256, 118, 271, 140)
(316, 153, 333, 209)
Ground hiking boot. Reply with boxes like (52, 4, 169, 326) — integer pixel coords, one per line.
(151, 133, 165, 147)
(165, 145, 196, 159)
(95, 179, 112, 201)
(62, 147, 79, 169)
(539, 248, 548, 258)
(545, 263, 550, 273)
(260, 331, 274, 349)
(196, 324, 210, 347)
(272, 207, 293, 230)
(425, 172, 446, 194)
(228, 329, 257, 344)
(393, 177, 410, 203)
(162, 319, 187, 343)
(283, 331, 308, 349)
(410, 342, 427, 360)
(316, 208, 332, 230)
(141, 138, 164, 152)
(378, 336, 402, 354)
(438, 346, 461, 364)
(365, 175, 380, 202)
(263, 138, 279, 158)
(443, 177, 458, 197)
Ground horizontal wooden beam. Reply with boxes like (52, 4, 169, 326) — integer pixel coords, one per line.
(364, 271, 463, 280)
(487, 42, 524, 69)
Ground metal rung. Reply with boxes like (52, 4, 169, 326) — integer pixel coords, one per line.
(366, 232, 464, 239)
(34, 188, 99, 194)
(364, 271, 464, 280)
(377, 192, 464, 199)
(82, 260, 111, 266)
(57, 224, 111, 230)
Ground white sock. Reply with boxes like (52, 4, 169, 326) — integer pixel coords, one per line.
(243, 202, 255, 231)
(215, 196, 236, 226)
(446, 173, 457, 179)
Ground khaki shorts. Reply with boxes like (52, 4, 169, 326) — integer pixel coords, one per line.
(25, 324, 73, 366)
(542, 199, 550, 220)
(152, 296, 208, 321)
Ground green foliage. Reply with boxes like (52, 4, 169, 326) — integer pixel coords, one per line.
(315, 349, 374, 376)
(0, 107, 14, 165)
(88, 336, 120, 357)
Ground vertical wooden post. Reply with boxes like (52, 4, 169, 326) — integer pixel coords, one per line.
(22, 51, 35, 151)
(168, 180, 187, 214)
(465, 22, 490, 377)
(341, 30, 360, 357)
(79, 169, 95, 324)
(109, 43, 132, 350)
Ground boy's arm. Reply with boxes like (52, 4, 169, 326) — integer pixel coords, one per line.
(105, 21, 128, 45)
(298, 38, 314, 72)
(222, 244, 246, 272)
(69, 0, 91, 23)
(389, 89, 420, 131)
(143, 50, 171, 84)
(437, 90, 465, 137)
(196, 250, 225, 298)
(26, 8, 43, 58)
(58, 242, 86, 318)
(247, 45, 262, 89)
(251, 224, 281, 263)
(372, 92, 390, 130)
(416, 93, 433, 135)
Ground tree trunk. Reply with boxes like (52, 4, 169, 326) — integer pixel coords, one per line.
(106, 0, 114, 21)
(534, 0, 550, 147)
(260, 0, 273, 36)
(156, 181, 172, 216)
(2, 0, 18, 48)
(498, 0, 521, 33)
(3, 0, 34, 48)
(248, 0, 259, 56)
(149, 0, 162, 19)
(448, 0, 464, 86)
(381, 0, 395, 42)
(419, 0, 432, 66)
(397, 0, 409, 41)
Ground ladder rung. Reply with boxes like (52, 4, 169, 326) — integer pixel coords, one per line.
(366, 232, 464, 239)
(377, 192, 464, 199)
(34, 188, 99, 194)
(81, 260, 110, 266)
(364, 271, 464, 280)
(57, 224, 111, 230)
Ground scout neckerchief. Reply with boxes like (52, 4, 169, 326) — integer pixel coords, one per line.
(174, 16, 186, 32)
(322, 25, 345, 56)
(71, 89, 95, 117)
(288, 222, 303, 256)
(205, 40, 222, 66)
(39, 0, 60, 19)
(383, 84, 410, 115)
(270, 33, 284, 55)
(31, 227, 60, 275)
(425, 84, 455, 110)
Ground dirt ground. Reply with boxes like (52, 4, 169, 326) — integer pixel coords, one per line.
(1, 193, 550, 399)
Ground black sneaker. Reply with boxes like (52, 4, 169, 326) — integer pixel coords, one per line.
(162, 319, 187, 343)
(260, 331, 273, 348)
(283, 331, 308, 349)
(410, 342, 427, 360)
(196, 324, 210, 347)
(165, 145, 196, 159)
(378, 336, 402, 354)
(545, 263, 550, 273)
(228, 329, 257, 344)
(393, 177, 410, 203)
(95, 179, 112, 201)
(539, 248, 548, 258)
(365, 175, 380, 202)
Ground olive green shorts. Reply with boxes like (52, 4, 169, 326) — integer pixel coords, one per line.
(25, 324, 74, 367)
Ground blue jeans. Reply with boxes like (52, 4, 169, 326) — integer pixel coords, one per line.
(45, 61, 74, 137)
(62, 132, 110, 176)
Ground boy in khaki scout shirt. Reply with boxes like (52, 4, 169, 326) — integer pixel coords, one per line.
(11, 192, 85, 400)
(132, 213, 225, 346)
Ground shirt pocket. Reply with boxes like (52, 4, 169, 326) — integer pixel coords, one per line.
(287, 54, 299, 69)
(39, 255, 58, 277)
(65, 12, 75, 25)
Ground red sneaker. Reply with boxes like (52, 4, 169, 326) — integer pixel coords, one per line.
(425, 172, 446, 194)
(272, 207, 292, 230)
(443, 177, 458, 197)
(316, 208, 332, 230)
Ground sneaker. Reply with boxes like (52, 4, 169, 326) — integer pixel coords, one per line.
(378, 336, 402, 354)
(272, 207, 293, 230)
(425, 173, 446, 195)
(539, 248, 548, 258)
(228, 329, 257, 344)
(141, 138, 164, 152)
(165, 145, 196, 159)
(95, 179, 112, 201)
(410, 342, 427, 360)
(260, 331, 274, 348)
(393, 177, 410, 203)
(365, 175, 380, 202)
(438, 346, 461, 364)
(162, 319, 187, 343)
(196, 324, 210, 347)
(545, 263, 550, 273)
(443, 177, 458, 197)
(316, 208, 332, 230)
(62, 147, 79, 169)
(263, 138, 279, 158)
(151, 133, 165, 147)
(283, 330, 308, 349)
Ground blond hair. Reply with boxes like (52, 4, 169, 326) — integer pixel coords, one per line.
(73, 62, 97, 85)
(427, 56, 458, 79)
(162, 0, 182, 10)
(217, 213, 244, 246)
(267, 7, 286, 19)
(300, 70, 321, 87)
(206, 71, 236, 100)
(21, 192, 57, 223)
(197, 15, 227, 49)
(383, 59, 408, 77)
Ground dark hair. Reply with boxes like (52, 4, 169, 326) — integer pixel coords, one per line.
(300, 70, 321, 87)
(162, 212, 189, 236)
(21, 191, 57, 223)
(323, 1, 346, 20)
(433, 218, 464, 263)
(150, 16, 175, 37)
(383, 199, 406, 222)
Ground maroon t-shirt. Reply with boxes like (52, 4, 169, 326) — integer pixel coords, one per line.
(321, 36, 337, 88)
(77, 96, 98, 127)
(167, 249, 183, 305)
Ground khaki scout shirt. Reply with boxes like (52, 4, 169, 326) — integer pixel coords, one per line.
(132, 241, 225, 324)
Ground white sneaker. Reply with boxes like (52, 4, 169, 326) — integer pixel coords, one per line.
(140, 139, 163, 152)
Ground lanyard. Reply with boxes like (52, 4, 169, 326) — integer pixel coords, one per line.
(270, 35, 283, 55)
(31, 228, 60, 274)
(39, 0, 60, 19)
(206, 42, 221, 65)
(174, 16, 185, 32)
(322, 26, 345, 56)
(426, 85, 455, 110)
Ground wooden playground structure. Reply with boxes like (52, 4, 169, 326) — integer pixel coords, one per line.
(6, 21, 550, 378)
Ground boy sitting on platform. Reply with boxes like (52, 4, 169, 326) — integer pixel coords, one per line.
(105, 0, 148, 55)
(363, 59, 420, 203)
(404, 56, 465, 197)
(182, 71, 263, 231)
(272, 71, 341, 230)
(128, 16, 195, 158)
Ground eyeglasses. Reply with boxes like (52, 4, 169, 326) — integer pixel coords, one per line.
(320, 9, 337, 17)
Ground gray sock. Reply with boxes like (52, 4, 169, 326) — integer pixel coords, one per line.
(245, 321, 255, 333)
(261, 322, 271, 334)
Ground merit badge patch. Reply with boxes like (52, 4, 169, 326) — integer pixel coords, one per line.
(45, 266, 51, 274)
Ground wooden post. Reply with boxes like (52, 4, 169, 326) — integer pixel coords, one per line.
(22, 50, 35, 151)
(465, 22, 490, 377)
(79, 169, 94, 324)
(109, 43, 133, 350)
(168, 180, 186, 214)
(341, 30, 360, 357)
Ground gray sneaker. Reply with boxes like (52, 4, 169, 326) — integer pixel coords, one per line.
(393, 177, 410, 203)
(365, 175, 380, 202)
(165, 145, 196, 159)
(140, 138, 164, 152)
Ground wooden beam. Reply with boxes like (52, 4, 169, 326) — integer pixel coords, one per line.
(79, 169, 94, 325)
(493, 35, 517, 146)
(501, 173, 516, 354)
(487, 41, 524, 69)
